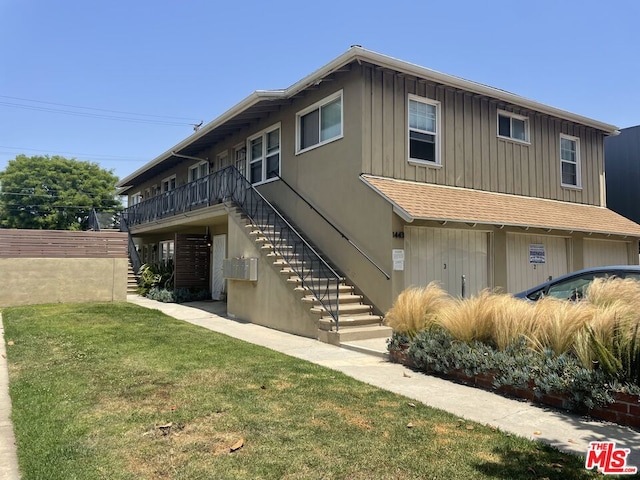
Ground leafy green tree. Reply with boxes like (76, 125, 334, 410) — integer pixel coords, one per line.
(0, 154, 122, 230)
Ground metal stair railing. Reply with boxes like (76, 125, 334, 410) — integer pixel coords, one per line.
(119, 212, 143, 275)
(217, 167, 342, 328)
(118, 166, 343, 327)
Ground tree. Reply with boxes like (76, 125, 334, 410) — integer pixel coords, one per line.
(0, 154, 122, 230)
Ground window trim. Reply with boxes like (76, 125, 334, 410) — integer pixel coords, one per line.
(497, 110, 530, 144)
(407, 94, 441, 166)
(161, 175, 176, 192)
(295, 90, 344, 154)
(246, 122, 281, 185)
(188, 161, 209, 182)
(560, 133, 582, 189)
(159, 240, 174, 262)
(130, 191, 143, 206)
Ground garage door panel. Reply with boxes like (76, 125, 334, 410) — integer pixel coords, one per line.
(507, 234, 569, 293)
(584, 239, 629, 268)
(406, 227, 488, 297)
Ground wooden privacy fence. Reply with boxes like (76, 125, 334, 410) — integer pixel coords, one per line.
(0, 229, 127, 258)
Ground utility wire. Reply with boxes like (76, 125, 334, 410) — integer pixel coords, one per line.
(0, 95, 201, 122)
(0, 101, 193, 126)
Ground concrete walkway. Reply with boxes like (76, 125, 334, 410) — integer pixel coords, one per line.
(0, 314, 20, 480)
(127, 296, 640, 464)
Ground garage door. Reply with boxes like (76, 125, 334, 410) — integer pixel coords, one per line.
(584, 239, 630, 267)
(507, 233, 569, 294)
(405, 227, 489, 297)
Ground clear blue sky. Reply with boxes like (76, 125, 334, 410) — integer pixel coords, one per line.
(1, 0, 639, 182)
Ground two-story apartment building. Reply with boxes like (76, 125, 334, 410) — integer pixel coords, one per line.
(116, 46, 640, 343)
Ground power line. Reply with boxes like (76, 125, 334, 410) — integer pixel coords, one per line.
(0, 101, 195, 126)
(0, 95, 201, 122)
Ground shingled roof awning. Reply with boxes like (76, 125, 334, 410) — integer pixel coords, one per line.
(361, 175, 640, 238)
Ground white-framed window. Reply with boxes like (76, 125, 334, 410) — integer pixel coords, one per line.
(217, 151, 229, 171)
(247, 124, 280, 184)
(130, 191, 143, 205)
(497, 110, 529, 143)
(159, 240, 174, 262)
(161, 175, 176, 193)
(408, 94, 441, 164)
(234, 143, 247, 178)
(560, 134, 581, 188)
(296, 90, 343, 153)
(188, 161, 209, 182)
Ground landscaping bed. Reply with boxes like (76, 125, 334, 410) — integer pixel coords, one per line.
(385, 278, 640, 430)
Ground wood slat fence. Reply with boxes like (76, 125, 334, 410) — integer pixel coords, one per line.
(0, 229, 128, 258)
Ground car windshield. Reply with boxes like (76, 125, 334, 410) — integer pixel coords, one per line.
(546, 273, 596, 300)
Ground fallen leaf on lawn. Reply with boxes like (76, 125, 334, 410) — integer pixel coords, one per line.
(533, 430, 541, 435)
(7, 341, 14, 346)
(466, 425, 474, 431)
(406, 422, 414, 428)
(230, 438, 244, 452)
(407, 402, 416, 408)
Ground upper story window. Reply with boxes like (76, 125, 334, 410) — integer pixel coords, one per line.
(161, 175, 176, 193)
(296, 90, 343, 153)
(188, 161, 209, 182)
(408, 95, 440, 164)
(560, 134, 581, 188)
(248, 124, 280, 184)
(130, 192, 143, 205)
(498, 110, 529, 143)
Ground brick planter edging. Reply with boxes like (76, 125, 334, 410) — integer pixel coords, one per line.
(388, 348, 640, 429)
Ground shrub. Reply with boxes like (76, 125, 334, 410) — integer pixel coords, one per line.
(137, 261, 174, 295)
(402, 329, 615, 410)
(384, 282, 452, 338)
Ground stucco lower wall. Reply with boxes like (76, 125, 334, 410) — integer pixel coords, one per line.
(0, 258, 128, 307)
(225, 213, 318, 338)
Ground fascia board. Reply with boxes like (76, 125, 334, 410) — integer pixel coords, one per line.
(116, 90, 287, 188)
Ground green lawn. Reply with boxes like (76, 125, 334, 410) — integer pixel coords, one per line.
(2, 303, 598, 479)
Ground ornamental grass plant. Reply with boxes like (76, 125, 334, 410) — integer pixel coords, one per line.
(384, 282, 453, 338)
(388, 276, 640, 391)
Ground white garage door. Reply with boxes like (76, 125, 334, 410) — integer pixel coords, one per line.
(584, 239, 629, 267)
(405, 227, 489, 297)
(507, 233, 570, 294)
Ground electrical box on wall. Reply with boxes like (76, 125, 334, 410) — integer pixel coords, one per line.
(223, 257, 258, 281)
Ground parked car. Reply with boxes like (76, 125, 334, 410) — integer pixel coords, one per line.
(514, 265, 640, 301)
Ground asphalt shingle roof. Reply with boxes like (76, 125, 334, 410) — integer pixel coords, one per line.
(361, 175, 640, 237)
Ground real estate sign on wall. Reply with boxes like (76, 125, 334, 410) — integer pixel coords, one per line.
(529, 244, 546, 264)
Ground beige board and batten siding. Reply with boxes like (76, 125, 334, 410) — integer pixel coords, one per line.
(583, 238, 633, 268)
(404, 227, 489, 297)
(506, 233, 570, 294)
(359, 63, 604, 206)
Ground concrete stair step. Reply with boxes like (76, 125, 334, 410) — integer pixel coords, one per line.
(310, 303, 372, 316)
(301, 293, 363, 305)
(318, 313, 383, 330)
(318, 325, 393, 345)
